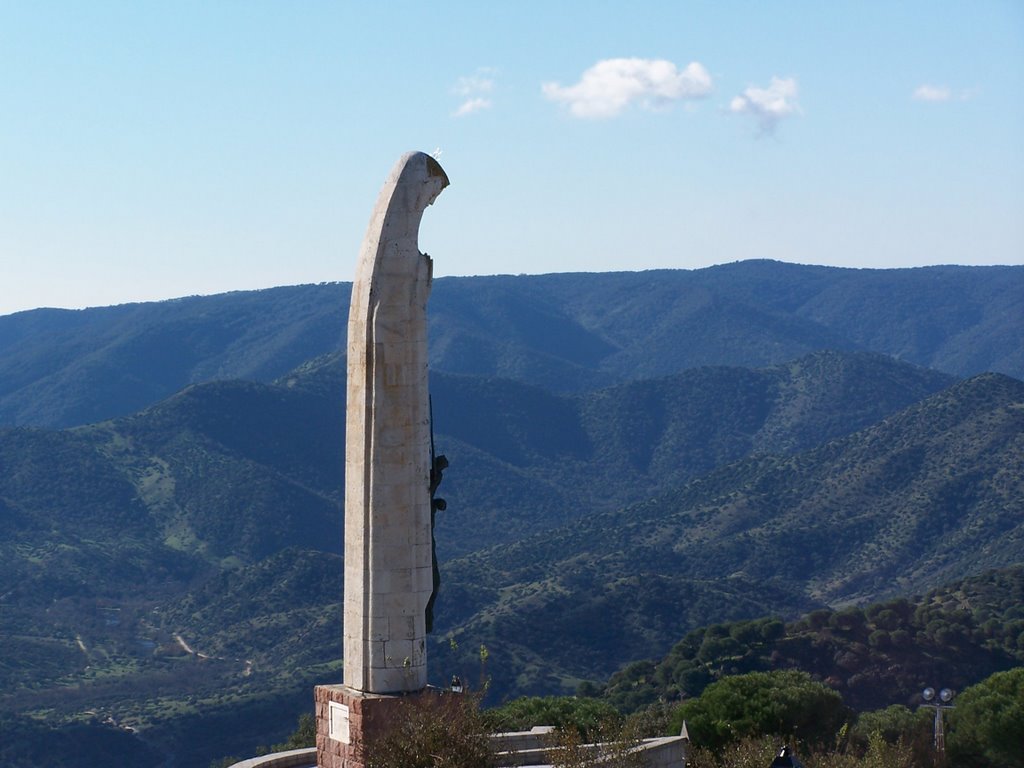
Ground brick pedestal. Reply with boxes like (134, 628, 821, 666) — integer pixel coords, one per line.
(315, 685, 441, 768)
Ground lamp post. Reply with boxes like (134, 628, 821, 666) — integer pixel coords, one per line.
(921, 686, 955, 757)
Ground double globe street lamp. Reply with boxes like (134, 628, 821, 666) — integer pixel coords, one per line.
(921, 686, 955, 756)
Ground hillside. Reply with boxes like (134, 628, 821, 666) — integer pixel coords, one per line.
(0, 345, 1020, 764)
(602, 565, 1024, 714)
(0, 365, 1020, 764)
(430, 373, 1024, 699)
(1, 262, 1020, 428)
(0, 351, 950, 684)
(0, 348, 955, 600)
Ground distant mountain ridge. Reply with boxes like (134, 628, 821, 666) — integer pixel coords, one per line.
(1, 261, 1020, 427)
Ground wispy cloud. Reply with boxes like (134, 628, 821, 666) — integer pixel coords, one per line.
(912, 84, 974, 103)
(913, 84, 952, 102)
(453, 97, 491, 117)
(729, 76, 800, 134)
(452, 68, 495, 117)
(542, 58, 712, 119)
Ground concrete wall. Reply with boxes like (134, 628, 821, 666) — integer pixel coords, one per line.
(227, 747, 316, 768)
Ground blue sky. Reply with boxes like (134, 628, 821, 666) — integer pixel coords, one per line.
(1, 1, 1022, 316)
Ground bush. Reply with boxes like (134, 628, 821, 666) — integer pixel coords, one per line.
(670, 670, 848, 751)
(687, 733, 921, 768)
(546, 718, 644, 768)
(483, 696, 621, 740)
(851, 705, 932, 764)
(366, 693, 493, 768)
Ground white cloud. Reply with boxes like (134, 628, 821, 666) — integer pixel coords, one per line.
(454, 71, 495, 97)
(913, 84, 952, 102)
(452, 68, 495, 118)
(453, 97, 491, 117)
(541, 58, 712, 119)
(729, 76, 800, 133)
(912, 84, 975, 102)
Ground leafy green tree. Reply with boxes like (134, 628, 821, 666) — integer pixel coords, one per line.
(271, 712, 315, 750)
(483, 696, 621, 740)
(946, 667, 1024, 768)
(830, 608, 868, 636)
(670, 670, 848, 751)
(759, 619, 785, 642)
(868, 630, 890, 648)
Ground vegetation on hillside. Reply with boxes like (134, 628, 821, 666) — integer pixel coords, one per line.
(433, 374, 1024, 700)
(2, 263, 1020, 427)
(2, 365, 1022, 764)
(245, 665, 1023, 768)
(1, 261, 1022, 766)
(602, 566, 1024, 714)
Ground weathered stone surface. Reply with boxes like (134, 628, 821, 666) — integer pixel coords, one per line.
(342, 151, 449, 694)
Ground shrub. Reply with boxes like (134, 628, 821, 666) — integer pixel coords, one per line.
(366, 692, 493, 768)
(546, 717, 644, 768)
(483, 696, 621, 741)
(670, 670, 848, 751)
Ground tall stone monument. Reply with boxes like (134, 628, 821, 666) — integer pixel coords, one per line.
(315, 151, 449, 768)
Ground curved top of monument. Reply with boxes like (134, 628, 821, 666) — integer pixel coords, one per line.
(391, 150, 450, 201)
(359, 151, 449, 259)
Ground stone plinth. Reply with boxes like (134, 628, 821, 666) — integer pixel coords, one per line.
(315, 684, 441, 768)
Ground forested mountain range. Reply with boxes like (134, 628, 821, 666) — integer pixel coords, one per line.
(0, 262, 1022, 766)
(2, 362, 1021, 763)
(0, 261, 1020, 427)
(434, 372, 1024, 698)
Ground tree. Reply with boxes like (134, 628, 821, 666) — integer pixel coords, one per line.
(483, 696, 621, 740)
(273, 712, 315, 750)
(946, 667, 1024, 768)
(670, 670, 848, 751)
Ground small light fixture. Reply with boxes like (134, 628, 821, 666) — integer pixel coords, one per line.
(921, 685, 955, 755)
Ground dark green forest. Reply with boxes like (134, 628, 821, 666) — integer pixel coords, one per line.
(0, 263, 1022, 766)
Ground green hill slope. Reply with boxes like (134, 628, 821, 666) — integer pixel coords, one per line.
(430, 373, 1024, 699)
(0, 354, 988, 697)
(431, 351, 953, 555)
(0, 358, 1019, 765)
(602, 565, 1024, 714)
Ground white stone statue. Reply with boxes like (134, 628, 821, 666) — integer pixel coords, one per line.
(342, 151, 449, 694)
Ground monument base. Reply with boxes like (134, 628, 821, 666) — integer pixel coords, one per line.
(315, 684, 441, 768)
